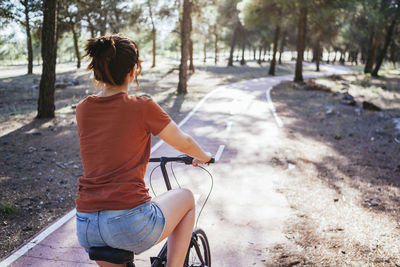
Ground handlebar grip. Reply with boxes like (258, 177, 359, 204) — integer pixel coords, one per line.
(181, 156, 215, 165)
(189, 157, 215, 164)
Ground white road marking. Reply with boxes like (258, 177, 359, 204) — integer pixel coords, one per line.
(215, 145, 225, 162)
(2, 65, 351, 265)
(151, 88, 223, 154)
(393, 118, 400, 133)
(2, 87, 225, 266)
(226, 121, 233, 132)
(0, 209, 76, 266)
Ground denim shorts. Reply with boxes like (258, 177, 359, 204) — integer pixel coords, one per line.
(76, 201, 165, 255)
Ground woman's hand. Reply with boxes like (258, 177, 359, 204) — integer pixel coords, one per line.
(192, 152, 212, 167)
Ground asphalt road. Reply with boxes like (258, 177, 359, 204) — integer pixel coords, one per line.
(4, 64, 350, 267)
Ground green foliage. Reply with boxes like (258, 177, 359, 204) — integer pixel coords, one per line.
(216, 0, 242, 40)
(1, 0, 399, 67)
(238, 0, 280, 29)
(3, 0, 42, 27)
(76, 0, 143, 36)
(0, 38, 26, 62)
(0, 202, 17, 215)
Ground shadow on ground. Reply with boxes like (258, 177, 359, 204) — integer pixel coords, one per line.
(269, 75, 400, 265)
(0, 115, 81, 258)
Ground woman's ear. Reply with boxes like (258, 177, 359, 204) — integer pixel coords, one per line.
(130, 65, 136, 77)
(128, 65, 136, 83)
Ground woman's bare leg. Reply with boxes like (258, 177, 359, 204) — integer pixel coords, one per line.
(153, 188, 195, 267)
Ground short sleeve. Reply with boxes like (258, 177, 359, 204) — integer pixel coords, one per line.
(142, 97, 171, 136)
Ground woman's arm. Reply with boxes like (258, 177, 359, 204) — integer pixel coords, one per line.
(157, 121, 211, 164)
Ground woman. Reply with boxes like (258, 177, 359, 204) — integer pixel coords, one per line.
(75, 34, 212, 267)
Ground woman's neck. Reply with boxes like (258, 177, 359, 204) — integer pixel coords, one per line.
(99, 83, 128, 97)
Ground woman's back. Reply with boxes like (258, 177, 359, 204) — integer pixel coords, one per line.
(76, 92, 170, 213)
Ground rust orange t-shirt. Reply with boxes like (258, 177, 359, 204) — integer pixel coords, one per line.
(75, 92, 171, 213)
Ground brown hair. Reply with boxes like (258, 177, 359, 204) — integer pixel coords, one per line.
(84, 34, 143, 87)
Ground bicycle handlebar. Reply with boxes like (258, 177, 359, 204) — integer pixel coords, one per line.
(149, 156, 215, 165)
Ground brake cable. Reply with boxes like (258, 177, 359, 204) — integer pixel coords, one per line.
(149, 161, 214, 229)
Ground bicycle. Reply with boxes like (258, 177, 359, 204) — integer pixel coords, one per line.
(87, 155, 215, 267)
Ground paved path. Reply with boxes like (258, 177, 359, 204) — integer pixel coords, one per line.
(2, 65, 349, 267)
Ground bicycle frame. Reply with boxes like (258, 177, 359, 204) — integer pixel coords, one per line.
(89, 156, 213, 267)
(158, 157, 174, 190)
(148, 157, 185, 267)
(150, 242, 167, 267)
(148, 156, 214, 267)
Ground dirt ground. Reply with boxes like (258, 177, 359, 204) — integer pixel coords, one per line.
(268, 71, 400, 266)
(0, 58, 298, 260)
(0, 58, 399, 266)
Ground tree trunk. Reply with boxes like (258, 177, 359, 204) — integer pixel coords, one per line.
(37, 0, 57, 118)
(214, 29, 218, 64)
(339, 51, 345, 64)
(24, 1, 33, 74)
(350, 51, 358, 65)
(333, 49, 337, 63)
(257, 46, 262, 64)
(253, 47, 256, 60)
(311, 46, 317, 62)
(364, 32, 378, 73)
(390, 38, 396, 67)
(99, 5, 107, 36)
(269, 23, 280, 75)
(87, 17, 96, 37)
(151, 28, 156, 67)
(55, 2, 60, 65)
(326, 49, 331, 63)
(189, 39, 194, 72)
(203, 38, 207, 63)
(240, 38, 245, 65)
(278, 31, 286, 64)
(177, 0, 192, 94)
(71, 23, 81, 69)
(315, 37, 321, 72)
(148, 1, 156, 68)
(100, 26, 106, 36)
(294, 6, 307, 82)
(355, 51, 359, 65)
(262, 43, 268, 62)
(372, 18, 396, 76)
(188, 15, 194, 73)
(228, 20, 239, 66)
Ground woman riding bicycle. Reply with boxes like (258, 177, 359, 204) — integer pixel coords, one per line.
(75, 34, 212, 267)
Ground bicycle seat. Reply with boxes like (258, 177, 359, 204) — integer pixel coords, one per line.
(88, 246, 134, 264)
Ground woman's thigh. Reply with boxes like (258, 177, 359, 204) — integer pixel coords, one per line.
(152, 188, 195, 243)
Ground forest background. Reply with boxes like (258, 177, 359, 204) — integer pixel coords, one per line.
(1, 0, 399, 102)
(0, 0, 400, 266)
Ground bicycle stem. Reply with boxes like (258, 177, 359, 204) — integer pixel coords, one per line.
(159, 157, 173, 191)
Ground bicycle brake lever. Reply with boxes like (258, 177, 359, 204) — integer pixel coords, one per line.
(180, 156, 194, 165)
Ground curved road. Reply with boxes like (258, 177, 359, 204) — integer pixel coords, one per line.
(3, 65, 350, 267)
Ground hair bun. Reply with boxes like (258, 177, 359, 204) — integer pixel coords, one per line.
(87, 36, 116, 60)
